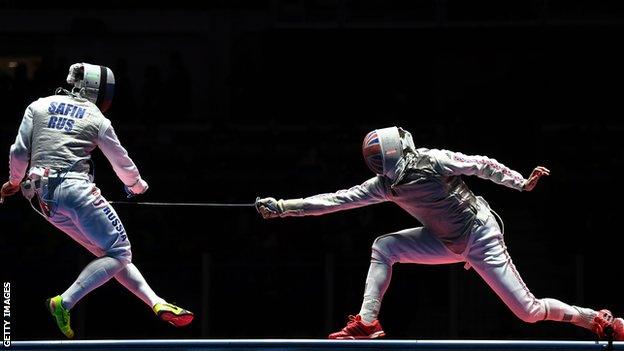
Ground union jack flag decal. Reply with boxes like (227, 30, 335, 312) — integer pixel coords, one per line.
(362, 130, 383, 174)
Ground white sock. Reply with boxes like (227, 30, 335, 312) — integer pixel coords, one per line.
(61, 256, 124, 310)
(114, 263, 166, 308)
(358, 261, 392, 323)
(542, 298, 597, 330)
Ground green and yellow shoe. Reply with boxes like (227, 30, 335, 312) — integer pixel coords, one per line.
(45, 295, 74, 339)
(153, 302, 194, 327)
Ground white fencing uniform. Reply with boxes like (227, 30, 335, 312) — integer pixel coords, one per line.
(272, 148, 598, 329)
(7, 92, 166, 314)
(5, 64, 192, 333)
(9, 94, 140, 264)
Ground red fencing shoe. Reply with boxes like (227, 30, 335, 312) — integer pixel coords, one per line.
(592, 309, 614, 339)
(612, 317, 624, 341)
(328, 315, 386, 339)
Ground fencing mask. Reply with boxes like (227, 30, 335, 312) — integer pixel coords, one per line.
(362, 126, 416, 182)
(66, 63, 115, 112)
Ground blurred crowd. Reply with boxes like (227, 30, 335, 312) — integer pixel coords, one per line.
(0, 53, 192, 126)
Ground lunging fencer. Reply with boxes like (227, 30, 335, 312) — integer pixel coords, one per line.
(1, 63, 194, 338)
(255, 126, 623, 340)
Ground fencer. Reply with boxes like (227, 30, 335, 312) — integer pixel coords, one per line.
(256, 126, 623, 340)
(1, 63, 194, 338)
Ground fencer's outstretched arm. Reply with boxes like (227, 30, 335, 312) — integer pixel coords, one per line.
(256, 176, 388, 219)
(97, 121, 148, 195)
(431, 149, 548, 191)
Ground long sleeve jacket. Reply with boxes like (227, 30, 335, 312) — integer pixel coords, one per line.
(9, 94, 141, 187)
(276, 148, 526, 253)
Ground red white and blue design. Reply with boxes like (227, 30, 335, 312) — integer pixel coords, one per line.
(362, 130, 384, 175)
(362, 126, 415, 182)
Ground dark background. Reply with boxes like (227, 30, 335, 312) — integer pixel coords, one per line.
(1, 0, 623, 341)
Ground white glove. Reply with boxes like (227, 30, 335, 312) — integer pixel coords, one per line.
(126, 178, 149, 196)
(255, 197, 284, 219)
(255, 197, 305, 219)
